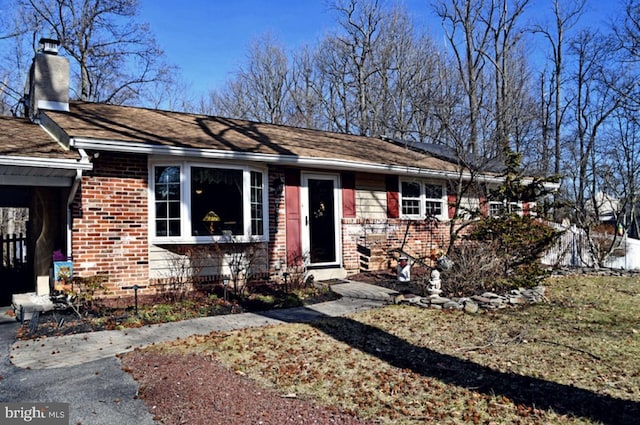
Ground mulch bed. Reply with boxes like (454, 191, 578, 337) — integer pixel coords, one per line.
(15, 282, 341, 340)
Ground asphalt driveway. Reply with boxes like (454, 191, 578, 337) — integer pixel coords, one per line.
(0, 317, 156, 425)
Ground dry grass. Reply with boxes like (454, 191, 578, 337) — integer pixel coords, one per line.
(143, 275, 640, 424)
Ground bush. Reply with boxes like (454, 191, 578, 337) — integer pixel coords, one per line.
(442, 215, 561, 294)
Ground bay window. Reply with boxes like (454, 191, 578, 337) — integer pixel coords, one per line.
(151, 161, 267, 242)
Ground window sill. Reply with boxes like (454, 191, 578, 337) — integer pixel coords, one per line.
(150, 235, 268, 245)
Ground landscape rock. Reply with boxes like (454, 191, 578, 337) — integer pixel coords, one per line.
(443, 301, 463, 310)
(463, 300, 479, 314)
(395, 285, 548, 314)
(429, 296, 451, 305)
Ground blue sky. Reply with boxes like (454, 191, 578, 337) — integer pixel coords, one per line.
(138, 0, 612, 98)
(138, 0, 434, 96)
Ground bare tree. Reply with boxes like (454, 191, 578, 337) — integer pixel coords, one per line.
(435, 0, 492, 156)
(566, 29, 630, 264)
(205, 79, 252, 118)
(7, 0, 175, 106)
(238, 34, 290, 124)
(0, 3, 41, 114)
(604, 109, 640, 239)
(486, 0, 530, 157)
(207, 34, 290, 124)
(314, 31, 357, 133)
(532, 0, 585, 177)
(435, 0, 535, 162)
(370, 6, 441, 141)
(287, 46, 325, 129)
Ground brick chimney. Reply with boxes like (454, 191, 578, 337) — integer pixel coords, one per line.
(25, 38, 69, 121)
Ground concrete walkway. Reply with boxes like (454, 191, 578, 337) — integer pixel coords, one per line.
(9, 281, 398, 370)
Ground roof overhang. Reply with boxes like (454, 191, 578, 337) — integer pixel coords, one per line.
(0, 155, 92, 187)
(70, 136, 508, 184)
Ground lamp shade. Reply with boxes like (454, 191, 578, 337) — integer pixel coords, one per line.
(202, 210, 221, 234)
(202, 210, 221, 222)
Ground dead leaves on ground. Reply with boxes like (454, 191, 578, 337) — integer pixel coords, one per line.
(143, 276, 640, 424)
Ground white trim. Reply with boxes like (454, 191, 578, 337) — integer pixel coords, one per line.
(37, 100, 69, 112)
(70, 137, 507, 183)
(0, 155, 92, 170)
(399, 178, 448, 221)
(148, 158, 269, 245)
(301, 172, 342, 268)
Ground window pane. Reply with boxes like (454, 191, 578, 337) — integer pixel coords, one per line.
(425, 184, 443, 199)
(191, 167, 243, 236)
(425, 201, 442, 216)
(401, 181, 421, 216)
(402, 199, 420, 215)
(154, 166, 181, 237)
(489, 202, 503, 216)
(401, 182, 421, 197)
(155, 202, 167, 218)
(250, 171, 264, 236)
(169, 220, 181, 236)
(155, 220, 166, 235)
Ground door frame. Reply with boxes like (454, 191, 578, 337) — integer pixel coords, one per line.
(300, 172, 342, 268)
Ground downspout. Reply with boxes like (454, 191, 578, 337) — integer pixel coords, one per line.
(66, 148, 90, 259)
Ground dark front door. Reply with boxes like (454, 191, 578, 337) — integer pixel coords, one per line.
(304, 175, 339, 265)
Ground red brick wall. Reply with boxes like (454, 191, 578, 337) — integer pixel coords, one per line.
(71, 152, 149, 296)
(342, 218, 452, 274)
(268, 168, 287, 274)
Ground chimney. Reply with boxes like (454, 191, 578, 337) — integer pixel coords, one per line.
(25, 38, 70, 121)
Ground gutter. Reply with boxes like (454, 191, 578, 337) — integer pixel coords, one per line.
(0, 155, 92, 170)
(65, 149, 90, 259)
(70, 137, 507, 184)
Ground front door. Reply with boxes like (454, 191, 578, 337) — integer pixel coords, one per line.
(302, 174, 340, 267)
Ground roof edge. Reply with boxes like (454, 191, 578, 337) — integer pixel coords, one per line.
(0, 155, 92, 170)
(70, 136, 506, 183)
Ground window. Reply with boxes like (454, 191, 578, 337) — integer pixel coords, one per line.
(489, 201, 503, 217)
(400, 180, 446, 219)
(151, 162, 267, 242)
(488, 200, 523, 217)
(401, 182, 421, 216)
(424, 184, 444, 217)
(191, 167, 243, 236)
(250, 171, 264, 236)
(154, 166, 181, 237)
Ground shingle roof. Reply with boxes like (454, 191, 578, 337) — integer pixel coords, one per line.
(0, 115, 80, 160)
(44, 102, 459, 173)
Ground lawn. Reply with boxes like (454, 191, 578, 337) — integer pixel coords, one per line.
(137, 275, 639, 424)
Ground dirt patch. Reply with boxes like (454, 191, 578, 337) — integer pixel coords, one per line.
(121, 350, 372, 425)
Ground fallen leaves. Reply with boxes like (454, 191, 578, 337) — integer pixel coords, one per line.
(126, 275, 640, 424)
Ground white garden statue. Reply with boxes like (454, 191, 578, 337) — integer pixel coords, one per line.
(427, 268, 442, 297)
(397, 257, 411, 282)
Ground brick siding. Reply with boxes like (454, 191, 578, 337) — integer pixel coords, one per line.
(342, 217, 452, 274)
(71, 152, 149, 296)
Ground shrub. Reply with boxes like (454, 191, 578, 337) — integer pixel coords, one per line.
(72, 274, 109, 311)
(442, 215, 561, 294)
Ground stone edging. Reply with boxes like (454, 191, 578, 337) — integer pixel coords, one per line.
(551, 267, 640, 277)
(393, 286, 547, 314)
